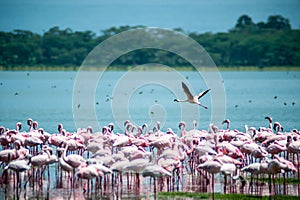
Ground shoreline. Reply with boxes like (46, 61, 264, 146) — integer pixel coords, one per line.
(0, 66, 300, 72)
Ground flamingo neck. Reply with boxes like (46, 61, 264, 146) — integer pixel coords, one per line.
(175, 99, 188, 102)
(63, 144, 69, 161)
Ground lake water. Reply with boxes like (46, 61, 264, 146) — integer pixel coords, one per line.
(0, 70, 299, 134)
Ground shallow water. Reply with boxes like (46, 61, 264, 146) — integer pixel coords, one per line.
(1, 167, 299, 200)
(0, 70, 299, 199)
(0, 70, 299, 133)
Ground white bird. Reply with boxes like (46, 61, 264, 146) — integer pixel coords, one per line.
(142, 164, 172, 177)
(174, 82, 210, 109)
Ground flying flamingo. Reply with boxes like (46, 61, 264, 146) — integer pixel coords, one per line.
(174, 82, 210, 109)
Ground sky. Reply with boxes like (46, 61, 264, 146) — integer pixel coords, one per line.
(1, 0, 300, 34)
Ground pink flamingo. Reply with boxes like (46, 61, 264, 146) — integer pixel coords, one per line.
(29, 145, 55, 185)
(214, 149, 243, 166)
(266, 141, 286, 157)
(197, 160, 222, 199)
(0, 141, 22, 163)
(174, 82, 210, 109)
(250, 146, 268, 161)
(241, 162, 266, 193)
(2, 154, 31, 188)
(0, 122, 22, 149)
(57, 142, 85, 187)
(219, 162, 237, 194)
(76, 162, 104, 193)
(222, 119, 231, 130)
(273, 122, 283, 134)
(178, 121, 187, 137)
(77, 126, 93, 145)
(123, 157, 152, 193)
(286, 136, 300, 179)
(142, 164, 172, 196)
(62, 142, 85, 170)
(265, 116, 273, 130)
(0, 126, 12, 149)
(27, 118, 33, 131)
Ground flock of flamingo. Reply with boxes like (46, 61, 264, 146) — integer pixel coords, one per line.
(0, 116, 299, 199)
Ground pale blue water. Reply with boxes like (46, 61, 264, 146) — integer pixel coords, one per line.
(0, 70, 299, 134)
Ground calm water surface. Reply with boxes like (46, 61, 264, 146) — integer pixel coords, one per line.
(0, 70, 300, 199)
(0, 70, 299, 133)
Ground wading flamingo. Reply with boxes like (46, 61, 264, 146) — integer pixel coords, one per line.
(3, 154, 31, 188)
(197, 160, 222, 199)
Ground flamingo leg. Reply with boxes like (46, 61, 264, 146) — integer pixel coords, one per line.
(212, 174, 215, 200)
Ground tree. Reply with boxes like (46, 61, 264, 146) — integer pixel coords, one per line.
(265, 15, 291, 31)
(0, 15, 299, 68)
(236, 15, 253, 28)
(234, 15, 255, 32)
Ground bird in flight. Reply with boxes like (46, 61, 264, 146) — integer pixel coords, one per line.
(174, 82, 210, 109)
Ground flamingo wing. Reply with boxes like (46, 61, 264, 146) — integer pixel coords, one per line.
(196, 89, 211, 99)
(181, 82, 193, 100)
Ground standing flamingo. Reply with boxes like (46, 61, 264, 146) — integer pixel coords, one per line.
(220, 162, 237, 194)
(76, 162, 104, 193)
(3, 154, 31, 188)
(27, 118, 33, 131)
(265, 116, 273, 130)
(61, 142, 85, 185)
(142, 164, 172, 197)
(0, 141, 23, 163)
(123, 157, 152, 192)
(273, 122, 283, 134)
(197, 160, 222, 199)
(62, 142, 85, 169)
(241, 162, 265, 193)
(222, 119, 231, 130)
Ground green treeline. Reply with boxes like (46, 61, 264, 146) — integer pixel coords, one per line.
(0, 14, 299, 69)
